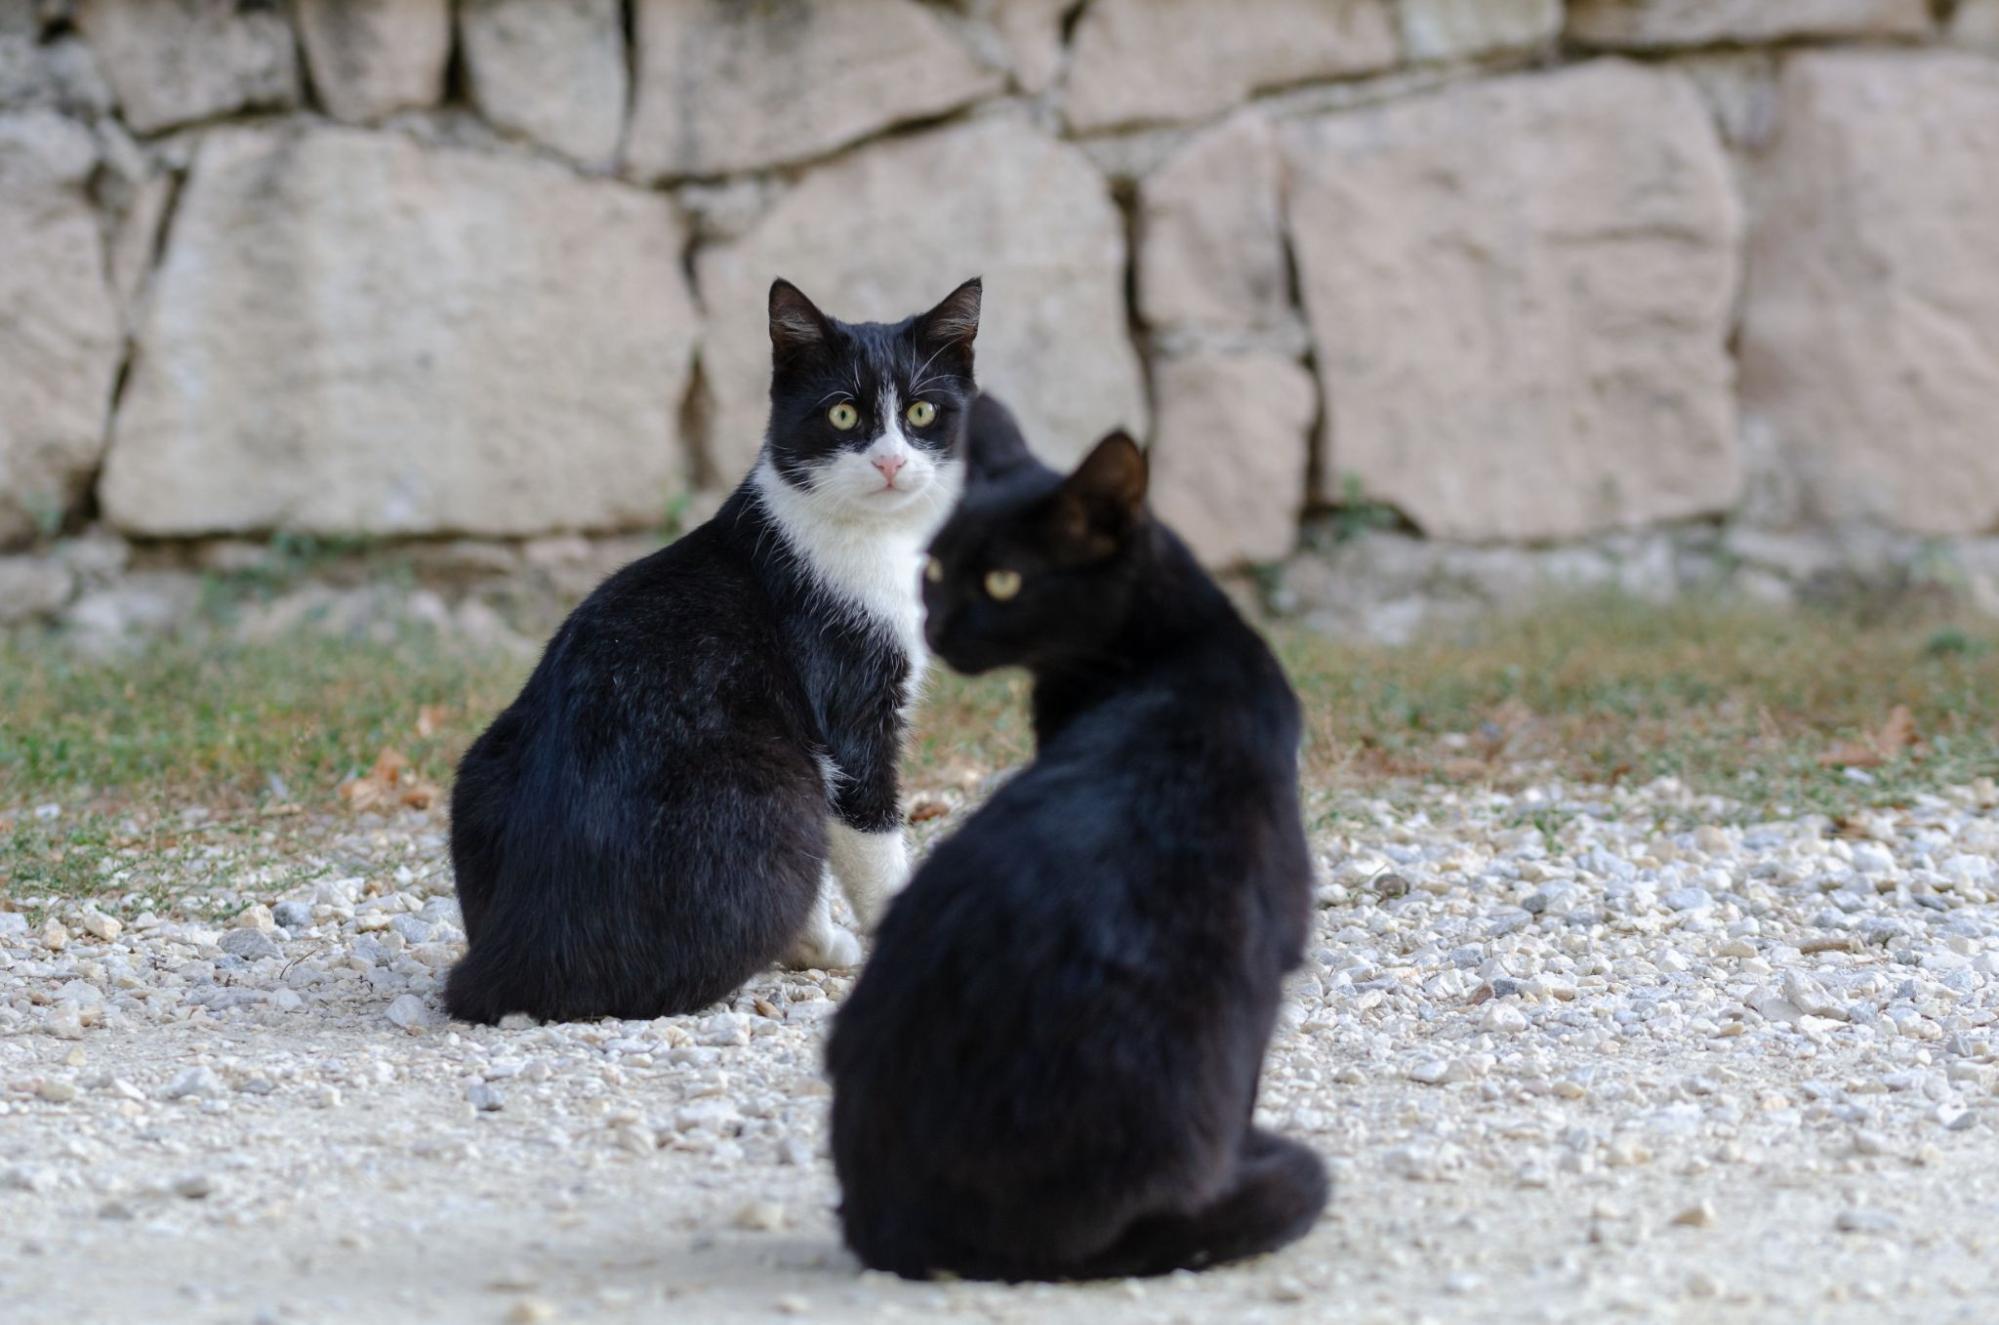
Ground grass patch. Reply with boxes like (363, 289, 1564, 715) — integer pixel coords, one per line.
(0, 629, 525, 904)
(1279, 594, 1999, 820)
(4, 593, 1996, 902)
(0, 630, 522, 812)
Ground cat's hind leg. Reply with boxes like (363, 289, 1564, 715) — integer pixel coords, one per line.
(443, 935, 527, 1025)
(827, 823, 910, 930)
(781, 870, 863, 971)
(1068, 1128, 1328, 1280)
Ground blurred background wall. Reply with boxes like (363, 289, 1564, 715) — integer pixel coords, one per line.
(2, 0, 1997, 641)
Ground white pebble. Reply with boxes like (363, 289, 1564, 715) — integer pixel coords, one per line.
(385, 994, 432, 1032)
(79, 910, 121, 941)
(733, 1200, 787, 1232)
(164, 1067, 224, 1100)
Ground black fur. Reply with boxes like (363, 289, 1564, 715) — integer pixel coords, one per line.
(445, 279, 981, 1024)
(827, 396, 1328, 1280)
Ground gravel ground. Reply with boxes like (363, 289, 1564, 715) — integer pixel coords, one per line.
(4, 773, 1999, 1324)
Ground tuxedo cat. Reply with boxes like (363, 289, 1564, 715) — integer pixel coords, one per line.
(444, 278, 982, 1023)
(827, 396, 1327, 1280)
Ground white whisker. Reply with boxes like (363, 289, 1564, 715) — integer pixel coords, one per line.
(904, 343, 959, 401)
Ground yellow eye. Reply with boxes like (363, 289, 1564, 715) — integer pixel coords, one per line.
(829, 402, 859, 430)
(984, 568, 1021, 601)
(905, 400, 936, 428)
(924, 555, 944, 584)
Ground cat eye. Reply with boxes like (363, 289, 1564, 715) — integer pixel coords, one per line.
(828, 402, 859, 430)
(984, 568, 1021, 601)
(924, 556, 944, 584)
(905, 400, 936, 428)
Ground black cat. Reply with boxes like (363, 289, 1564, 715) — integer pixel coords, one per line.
(445, 278, 983, 1024)
(827, 396, 1327, 1280)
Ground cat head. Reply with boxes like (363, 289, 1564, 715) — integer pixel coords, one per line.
(761, 277, 982, 524)
(921, 394, 1150, 675)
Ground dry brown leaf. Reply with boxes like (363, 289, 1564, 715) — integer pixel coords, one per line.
(1819, 742, 1880, 769)
(1875, 704, 1917, 754)
(415, 705, 448, 739)
(339, 777, 385, 811)
(907, 794, 952, 823)
(340, 747, 437, 812)
(1819, 704, 1921, 768)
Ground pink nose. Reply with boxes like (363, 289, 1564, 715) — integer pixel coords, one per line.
(873, 454, 906, 483)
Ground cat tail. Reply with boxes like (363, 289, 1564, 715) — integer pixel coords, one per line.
(1076, 1129, 1328, 1279)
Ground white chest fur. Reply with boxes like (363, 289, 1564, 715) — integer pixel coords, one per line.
(752, 459, 956, 702)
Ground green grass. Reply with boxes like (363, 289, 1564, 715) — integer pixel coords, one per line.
(0, 630, 519, 811)
(3, 593, 1996, 903)
(1278, 594, 1999, 820)
(0, 628, 524, 905)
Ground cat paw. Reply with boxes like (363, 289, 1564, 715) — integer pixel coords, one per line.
(829, 826, 910, 932)
(782, 925, 863, 972)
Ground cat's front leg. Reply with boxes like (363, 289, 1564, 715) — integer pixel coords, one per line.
(828, 819, 910, 931)
(825, 741, 910, 931)
(782, 870, 863, 971)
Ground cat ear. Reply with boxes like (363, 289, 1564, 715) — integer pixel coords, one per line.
(912, 277, 982, 368)
(769, 278, 833, 359)
(963, 393, 1047, 484)
(1052, 430, 1148, 559)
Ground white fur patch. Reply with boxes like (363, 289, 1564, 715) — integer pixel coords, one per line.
(753, 425, 961, 679)
(813, 751, 845, 800)
(828, 823, 910, 930)
(781, 872, 862, 971)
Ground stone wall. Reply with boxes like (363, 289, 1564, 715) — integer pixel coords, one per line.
(3, 0, 1998, 608)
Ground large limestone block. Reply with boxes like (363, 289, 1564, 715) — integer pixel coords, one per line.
(0, 33, 107, 114)
(1953, 0, 1999, 49)
(1138, 112, 1291, 342)
(626, 0, 1004, 181)
(1149, 352, 1317, 568)
(100, 126, 700, 538)
(1567, 0, 1929, 48)
(0, 2, 111, 114)
(1283, 61, 1742, 542)
(1065, 0, 1397, 133)
(296, 0, 450, 124)
(461, 0, 626, 168)
(1739, 53, 1999, 536)
(985, 0, 1069, 95)
(0, 112, 121, 547)
(696, 115, 1146, 481)
(0, 554, 75, 623)
(73, 0, 299, 133)
(1398, 0, 1562, 61)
